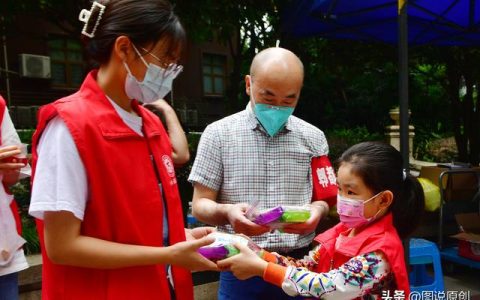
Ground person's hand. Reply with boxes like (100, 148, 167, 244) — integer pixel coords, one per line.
(144, 99, 174, 114)
(0, 145, 25, 174)
(185, 226, 216, 241)
(168, 235, 219, 271)
(217, 242, 268, 280)
(281, 204, 326, 235)
(234, 233, 262, 252)
(226, 203, 270, 236)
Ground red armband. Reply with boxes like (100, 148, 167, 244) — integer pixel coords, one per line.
(311, 155, 337, 207)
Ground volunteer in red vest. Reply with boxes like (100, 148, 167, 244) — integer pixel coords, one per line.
(217, 142, 425, 298)
(28, 1, 217, 299)
(0, 95, 29, 300)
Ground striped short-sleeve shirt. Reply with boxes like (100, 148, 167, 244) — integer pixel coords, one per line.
(188, 104, 330, 252)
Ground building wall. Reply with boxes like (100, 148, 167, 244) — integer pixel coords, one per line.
(1, 15, 235, 129)
(1, 15, 75, 106)
(174, 40, 232, 129)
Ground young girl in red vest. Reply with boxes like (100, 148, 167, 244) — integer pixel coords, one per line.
(218, 141, 425, 299)
(29, 1, 216, 299)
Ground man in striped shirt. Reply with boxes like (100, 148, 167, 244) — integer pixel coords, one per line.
(188, 47, 337, 300)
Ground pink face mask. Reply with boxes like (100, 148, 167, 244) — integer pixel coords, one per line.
(336, 192, 383, 228)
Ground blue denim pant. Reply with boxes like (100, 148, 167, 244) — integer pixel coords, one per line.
(0, 272, 19, 300)
(218, 271, 302, 300)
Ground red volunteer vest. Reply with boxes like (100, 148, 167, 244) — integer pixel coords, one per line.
(314, 213, 410, 294)
(0, 96, 22, 235)
(31, 71, 193, 300)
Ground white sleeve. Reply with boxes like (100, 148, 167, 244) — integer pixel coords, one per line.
(1, 108, 21, 146)
(29, 116, 88, 221)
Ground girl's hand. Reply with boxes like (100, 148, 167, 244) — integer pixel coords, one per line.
(143, 99, 173, 114)
(216, 242, 268, 280)
(185, 227, 216, 241)
(168, 236, 219, 272)
(0, 145, 25, 171)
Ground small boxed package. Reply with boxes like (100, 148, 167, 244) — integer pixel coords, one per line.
(198, 232, 259, 261)
(451, 213, 480, 262)
(251, 205, 311, 226)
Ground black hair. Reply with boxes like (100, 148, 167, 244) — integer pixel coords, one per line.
(81, 0, 186, 65)
(337, 141, 425, 238)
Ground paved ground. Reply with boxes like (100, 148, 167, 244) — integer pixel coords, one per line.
(444, 264, 480, 298)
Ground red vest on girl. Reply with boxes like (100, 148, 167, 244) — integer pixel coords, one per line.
(0, 96, 22, 235)
(31, 71, 193, 300)
(314, 213, 410, 294)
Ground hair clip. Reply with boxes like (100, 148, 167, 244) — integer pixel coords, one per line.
(79, 1, 106, 38)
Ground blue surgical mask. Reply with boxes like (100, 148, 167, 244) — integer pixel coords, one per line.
(250, 83, 294, 137)
(124, 45, 183, 104)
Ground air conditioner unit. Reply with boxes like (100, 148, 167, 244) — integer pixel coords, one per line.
(19, 54, 51, 79)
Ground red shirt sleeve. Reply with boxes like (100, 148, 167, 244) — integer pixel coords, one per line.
(311, 155, 337, 207)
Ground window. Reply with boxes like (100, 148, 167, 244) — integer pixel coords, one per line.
(202, 53, 227, 96)
(48, 38, 84, 88)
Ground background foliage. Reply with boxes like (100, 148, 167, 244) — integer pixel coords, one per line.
(2, 0, 473, 162)
(3, 0, 479, 254)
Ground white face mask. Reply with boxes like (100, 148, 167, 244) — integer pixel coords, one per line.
(124, 45, 183, 104)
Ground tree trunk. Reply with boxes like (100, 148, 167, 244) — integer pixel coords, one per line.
(445, 53, 468, 162)
(460, 51, 480, 165)
(473, 82, 480, 164)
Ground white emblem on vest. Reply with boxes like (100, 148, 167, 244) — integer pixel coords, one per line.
(162, 155, 175, 178)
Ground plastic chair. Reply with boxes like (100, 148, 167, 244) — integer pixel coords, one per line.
(409, 238, 445, 292)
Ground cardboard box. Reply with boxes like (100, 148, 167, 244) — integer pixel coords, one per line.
(451, 213, 480, 262)
(419, 166, 479, 202)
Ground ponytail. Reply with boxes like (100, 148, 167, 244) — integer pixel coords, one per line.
(391, 174, 425, 238)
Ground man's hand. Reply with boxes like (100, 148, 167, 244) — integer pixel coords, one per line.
(227, 203, 270, 236)
(282, 202, 328, 234)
